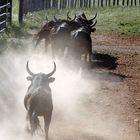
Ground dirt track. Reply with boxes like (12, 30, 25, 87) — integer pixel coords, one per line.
(91, 32, 140, 140)
(0, 32, 140, 140)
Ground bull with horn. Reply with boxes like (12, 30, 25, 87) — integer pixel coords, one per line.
(24, 61, 56, 140)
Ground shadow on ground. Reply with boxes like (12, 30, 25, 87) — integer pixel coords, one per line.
(91, 52, 118, 70)
(81, 52, 130, 82)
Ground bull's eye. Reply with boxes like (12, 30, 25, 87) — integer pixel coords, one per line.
(26, 76, 33, 81)
(48, 77, 55, 83)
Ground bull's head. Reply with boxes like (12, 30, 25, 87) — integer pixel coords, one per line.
(26, 61, 56, 84)
(67, 11, 71, 20)
(80, 12, 97, 25)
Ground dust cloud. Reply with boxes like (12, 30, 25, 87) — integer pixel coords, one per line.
(0, 43, 99, 140)
(0, 41, 138, 140)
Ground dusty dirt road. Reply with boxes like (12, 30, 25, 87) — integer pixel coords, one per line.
(0, 32, 140, 140)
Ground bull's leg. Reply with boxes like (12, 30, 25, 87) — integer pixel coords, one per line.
(52, 45, 56, 59)
(28, 102, 39, 135)
(44, 113, 52, 140)
(25, 112, 30, 133)
(35, 38, 41, 47)
(84, 53, 88, 62)
(88, 43, 92, 69)
(51, 41, 56, 59)
(89, 52, 92, 63)
(44, 39, 48, 52)
(45, 38, 50, 53)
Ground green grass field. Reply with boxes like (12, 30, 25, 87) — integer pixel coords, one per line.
(21, 6, 140, 34)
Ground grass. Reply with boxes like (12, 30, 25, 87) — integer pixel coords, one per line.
(0, 1, 140, 43)
(22, 6, 140, 34)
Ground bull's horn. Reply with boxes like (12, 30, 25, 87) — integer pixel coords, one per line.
(46, 62, 56, 77)
(54, 16, 58, 21)
(89, 12, 97, 21)
(46, 16, 48, 21)
(81, 12, 87, 19)
(90, 20, 97, 28)
(26, 61, 35, 76)
(67, 11, 71, 20)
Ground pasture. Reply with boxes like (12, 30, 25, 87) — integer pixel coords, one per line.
(0, 2, 140, 140)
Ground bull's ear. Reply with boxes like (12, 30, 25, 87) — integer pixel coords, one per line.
(26, 76, 33, 81)
(48, 77, 55, 83)
(91, 28, 96, 32)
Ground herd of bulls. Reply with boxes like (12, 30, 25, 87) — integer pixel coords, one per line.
(34, 12, 97, 64)
(24, 12, 97, 140)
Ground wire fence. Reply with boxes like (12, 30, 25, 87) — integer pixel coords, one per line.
(0, 0, 12, 33)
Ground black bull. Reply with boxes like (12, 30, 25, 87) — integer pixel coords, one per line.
(24, 61, 56, 140)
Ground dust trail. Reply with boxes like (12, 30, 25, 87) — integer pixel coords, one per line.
(0, 46, 98, 140)
(0, 42, 139, 140)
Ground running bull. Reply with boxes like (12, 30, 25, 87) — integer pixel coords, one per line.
(24, 61, 56, 140)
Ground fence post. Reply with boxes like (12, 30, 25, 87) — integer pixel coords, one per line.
(127, 0, 129, 5)
(18, 0, 23, 24)
(52, 0, 56, 8)
(62, 0, 65, 8)
(113, 0, 116, 6)
(134, 0, 136, 5)
(108, 0, 111, 6)
(92, 0, 95, 7)
(56, 0, 58, 8)
(122, 0, 125, 5)
(117, 0, 119, 5)
(74, 0, 76, 7)
(131, 0, 133, 6)
(8, 0, 12, 24)
(70, 0, 73, 8)
(67, 0, 69, 8)
(105, 0, 107, 6)
(89, 0, 91, 8)
(98, 0, 100, 7)
(79, 0, 83, 7)
(101, 0, 103, 7)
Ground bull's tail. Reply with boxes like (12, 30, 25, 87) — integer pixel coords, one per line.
(30, 112, 40, 135)
(28, 102, 41, 135)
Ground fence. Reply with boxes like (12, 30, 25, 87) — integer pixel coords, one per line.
(0, 0, 12, 32)
(18, 0, 140, 24)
